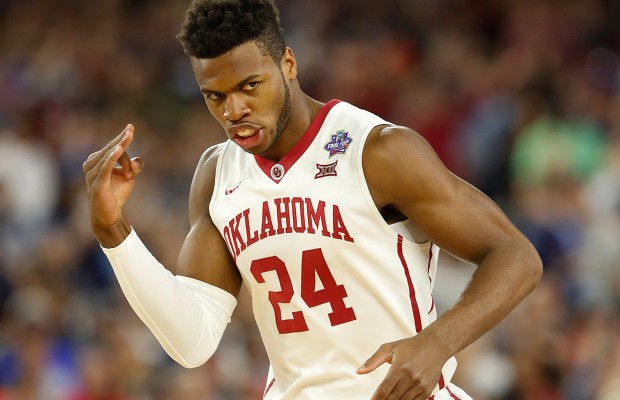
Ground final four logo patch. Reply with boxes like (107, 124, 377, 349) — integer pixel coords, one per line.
(324, 130, 352, 157)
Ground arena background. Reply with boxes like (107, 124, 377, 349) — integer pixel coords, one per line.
(0, 0, 619, 398)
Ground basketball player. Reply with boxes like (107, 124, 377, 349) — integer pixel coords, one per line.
(82, 1, 542, 398)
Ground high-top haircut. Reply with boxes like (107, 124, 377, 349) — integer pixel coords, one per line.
(177, 0, 286, 63)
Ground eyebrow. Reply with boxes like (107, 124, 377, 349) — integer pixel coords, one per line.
(200, 74, 262, 95)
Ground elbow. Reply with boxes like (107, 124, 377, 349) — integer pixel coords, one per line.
(523, 242, 543, 294)
(162, 337, 218, 369)
(178, 359, 206, 369)
(171, 349, 214, 369)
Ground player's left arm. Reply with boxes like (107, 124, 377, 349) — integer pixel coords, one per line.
(357, 125, 543, 400)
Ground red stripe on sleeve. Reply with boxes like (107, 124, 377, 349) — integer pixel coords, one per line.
(428, 297, 435, 314)
(397, 235, 422, 332)
(263, 378, 275, 398)
(427, 243, 434, 284)
(447, 386, 462, 400)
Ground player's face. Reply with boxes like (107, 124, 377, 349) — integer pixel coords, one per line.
(191, 41, 293, 156)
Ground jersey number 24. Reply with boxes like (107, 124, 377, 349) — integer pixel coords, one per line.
(250, 248, 357, 334)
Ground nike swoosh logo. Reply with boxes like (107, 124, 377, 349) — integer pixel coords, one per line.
(224, 181, 243, 195)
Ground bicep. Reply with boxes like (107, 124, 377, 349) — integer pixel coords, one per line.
(405, 173, 521, 264)
(364, 127, 527, 265)
(176, 145, 242, 296)
(177, 216, 242, 296)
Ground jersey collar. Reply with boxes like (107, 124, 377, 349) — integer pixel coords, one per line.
(254, 99, 340, 183)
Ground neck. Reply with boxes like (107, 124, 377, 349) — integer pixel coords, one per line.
(260, 87, 323, 162)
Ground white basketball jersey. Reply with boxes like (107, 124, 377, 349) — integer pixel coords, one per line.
(209, 100, 458, 399)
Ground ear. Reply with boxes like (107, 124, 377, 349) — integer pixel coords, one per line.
(280, 47, 297, 81)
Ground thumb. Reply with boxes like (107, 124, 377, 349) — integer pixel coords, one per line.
(130, 157, 144, 175)
(356, 344, 394, 375)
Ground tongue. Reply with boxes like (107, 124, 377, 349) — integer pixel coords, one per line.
(233, 129, 264, 150)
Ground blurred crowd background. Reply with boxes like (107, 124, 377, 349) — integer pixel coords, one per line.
(1, 0, 619, 398)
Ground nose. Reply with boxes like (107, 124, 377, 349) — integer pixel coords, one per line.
(223, 93, 250, 122)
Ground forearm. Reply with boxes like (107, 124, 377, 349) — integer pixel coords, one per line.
(424, 242, 542, 361)
(102, 228, 237, 368)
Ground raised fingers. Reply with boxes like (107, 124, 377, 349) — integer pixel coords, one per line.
(115, 151, 132, 178)
(130, 157, 145, 175)
(83, 124, 133, 173)
(95, 143, 125, 186)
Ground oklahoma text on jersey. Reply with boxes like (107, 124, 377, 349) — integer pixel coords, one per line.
(221, 196, 354, 261)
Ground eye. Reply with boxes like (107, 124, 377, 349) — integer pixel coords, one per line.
(243, 81, 259, 91)
(205, 92, 224, 101)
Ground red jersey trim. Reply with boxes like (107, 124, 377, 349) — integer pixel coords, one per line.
(428, 242, 435, 314)
(263, 378, 275, 398)
(429, 385, 462, 400)
(429, 377, 458, 400)
(427, 243, 434, 284)
(396, 234, 423, 332)
(447, 386, 462, 399)
(428, 297, 435, 314)
(254, 99, 341, 183)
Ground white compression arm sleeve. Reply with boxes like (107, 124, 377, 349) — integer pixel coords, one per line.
(101, 228, 237, 368)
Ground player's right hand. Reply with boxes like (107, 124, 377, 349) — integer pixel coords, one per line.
(83, 124, 144, 232)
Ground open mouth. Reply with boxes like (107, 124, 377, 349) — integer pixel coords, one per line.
(229, 123, 265, 150)
(236, 128, 258, 138)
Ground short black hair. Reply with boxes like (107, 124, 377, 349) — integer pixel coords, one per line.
(177, 0, 285, 63)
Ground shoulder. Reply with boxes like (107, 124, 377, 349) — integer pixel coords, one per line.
(363, 125, 444, 180)
(193, 142, 226, 190)
(362, 125, 456, 207)
(197, 142, 226, 173)
(188, 143, 226, 222)
(364, 125, 433, 159)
